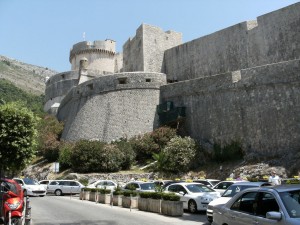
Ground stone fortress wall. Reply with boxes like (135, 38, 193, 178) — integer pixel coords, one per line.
(160, 2, 300, 155)
(57, 72, 166, 142)
(46, 2, 300, 155)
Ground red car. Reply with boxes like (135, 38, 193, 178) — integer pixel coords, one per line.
(0, 178, 24, 225)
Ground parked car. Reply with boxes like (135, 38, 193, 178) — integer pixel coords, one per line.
(38, 180, 52, 189)
(212, 185, 300, 225)
(13, 177, 47, 197)
(207, 181, 271, 223)
(164, 182, 221, 213)
(212, 180, 246, 195)
(123, 181, 156, 192)
(86, 180, 117, 190)
(193, 179, 221, 188)
(47, 180, 85, 196)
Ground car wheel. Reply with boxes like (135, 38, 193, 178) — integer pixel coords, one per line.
(39, 195, 45, 197)
(207, 217, 213, 223)
(55, 189, 62, 196)
(188, 199, 197, 213)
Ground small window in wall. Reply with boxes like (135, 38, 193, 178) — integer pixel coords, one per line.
(118, 77, 127, 84)
(146, 78, 151, 82)
(61, 74, 65, 79)
(87, 83, 94, 90)
(77, 90, 80, 94)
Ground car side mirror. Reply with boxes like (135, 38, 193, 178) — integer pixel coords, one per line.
(179, 191, 185, 196)
(266, 211, 282, 221)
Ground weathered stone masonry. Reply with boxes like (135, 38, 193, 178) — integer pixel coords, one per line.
(45, 3, 300, 156)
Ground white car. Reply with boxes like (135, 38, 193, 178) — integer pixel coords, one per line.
(212, 180, 245, 195)
(164, 182, 221, 213)
(123, 181, 156, 192)
(193, 179, 221, 188)
(87, 180, 117, 190)
(38, 180, 52, 189)
(13, 177, 47, 197)
(47, 180, 85, 196)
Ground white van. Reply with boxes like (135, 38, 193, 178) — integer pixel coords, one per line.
(47, 180, 85, 196)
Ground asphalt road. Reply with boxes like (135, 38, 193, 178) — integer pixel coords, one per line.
(29, 195, 211, 225)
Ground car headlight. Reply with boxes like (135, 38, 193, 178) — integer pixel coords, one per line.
(5, 201, 21, 210)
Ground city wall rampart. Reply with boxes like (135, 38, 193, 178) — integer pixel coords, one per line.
(160, 59, 300, 155)
(57, 72, 166, 142)
(163, 2, 300, 81)
(44, 70, 79, 112)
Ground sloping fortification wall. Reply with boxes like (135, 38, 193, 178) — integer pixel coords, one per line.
(44, 70, 79, 113)
(57, 72, 166, 142)
(161, 59, 300, 156)
(123, 24, 182, 73)
(163, 3, 300, 81)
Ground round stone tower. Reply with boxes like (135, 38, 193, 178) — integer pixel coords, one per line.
(69, 40, 116, 73)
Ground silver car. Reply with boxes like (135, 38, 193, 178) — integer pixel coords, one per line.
(212, 185, 300, 225)
(47, 180, 85, 196)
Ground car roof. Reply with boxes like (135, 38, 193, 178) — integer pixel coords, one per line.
(170, 182, 205, 186)
(194, 179, 220, 182)
(261, 184, 300, 192)
(228, 181, 271, 186)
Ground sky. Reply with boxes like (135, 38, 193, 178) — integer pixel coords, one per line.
(0, 0, 299, 72)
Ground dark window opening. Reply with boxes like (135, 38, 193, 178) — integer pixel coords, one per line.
(87, 84, 94, 90)
(118, 77, 128, 84)
(146, 78, 151, 82)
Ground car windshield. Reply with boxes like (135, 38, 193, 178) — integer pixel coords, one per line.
(23, 178, 38, 185)
(222, 185, 257, 197)
(186, 184, 215, 193)
(280, 190, 300, 218)
(140, 183, 155, 190)
(210, 181, 220, 186)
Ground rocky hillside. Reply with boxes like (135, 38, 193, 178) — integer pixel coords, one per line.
(0, 55, 57, 95)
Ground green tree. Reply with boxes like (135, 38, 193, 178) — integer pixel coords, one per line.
(162, 136, 197, 173)
(0, 102, 39, 175)
(37, 115, 64, 161)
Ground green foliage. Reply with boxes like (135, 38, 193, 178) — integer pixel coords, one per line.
(70, 140, 124, 173)
(123, 190, 138, 197)
(99, 188, 111, 194)
(0, 79, 44, 115)
(129, 133, 159, 162)
(113, 189, 124, 195)
(129, 127, 177, 164)
(162, 136, 197, 173)
(152, 151, 168, 173)
(0, 102, 39, 173)
(139, 192, 162, 199)
(213, 141, 244, 162)
(58, 141, 74, 169)
(161, 193, 180, 201)
(151, 126, 177, 149)
(37, 115, 64, 162)
(113, 138, 136, 170)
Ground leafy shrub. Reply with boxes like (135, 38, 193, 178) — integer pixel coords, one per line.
(113, 190, 123, 195)
(79, 177, 89, 186)
(82, 188, 92, 192)
(139, 192, 152, 198)
(58, 141, 74, 169)
(70, 141, 123, 173)
(123, 190, 138, 197)
(161, 193, 180, 201)
(113, 138, 136, 170)
(37, 115, 63, 162)
(162, 136, 197, 173)
(129, 133, 159, 162)
(99, 189, 111, 194)
(151, 127, 177, 149)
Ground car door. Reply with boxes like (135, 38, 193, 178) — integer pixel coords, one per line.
(59, 181, 71, 193)
(70, 181, 81, 193)
(227, 191, 282, 225)
(167, 184, 188, 208)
